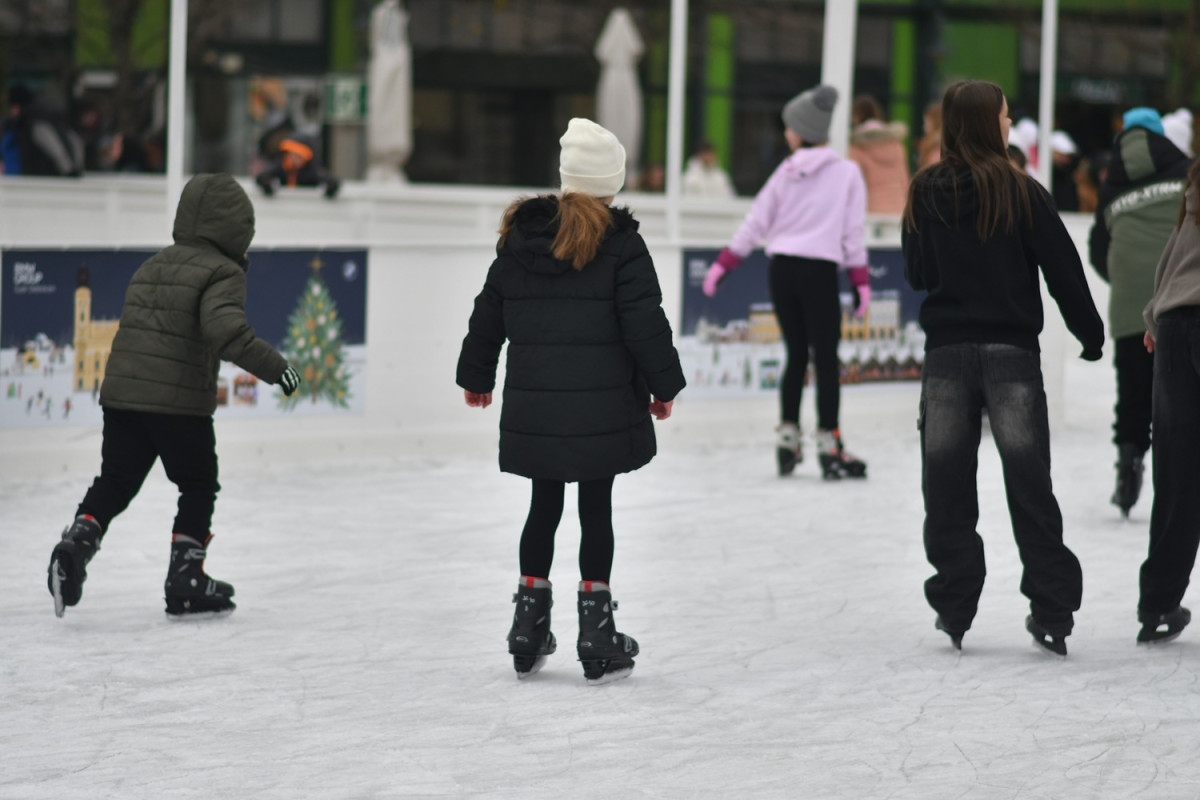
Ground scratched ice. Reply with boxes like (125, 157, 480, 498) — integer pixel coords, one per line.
(3, 356, 1200, 799)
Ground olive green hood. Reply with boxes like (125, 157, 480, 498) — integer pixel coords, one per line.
(171, 173, 255, 263)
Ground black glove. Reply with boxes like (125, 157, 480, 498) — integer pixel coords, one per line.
(278, 365, 301, 396)
(323, 177, 341, 199)
(255, 173, 276, 196)
(1080, 347, 1102, 362)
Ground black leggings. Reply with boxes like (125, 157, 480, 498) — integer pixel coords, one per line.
(519, 477, 615, 583)
(768, 256, 842, 431)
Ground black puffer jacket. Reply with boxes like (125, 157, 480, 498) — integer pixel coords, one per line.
(101, 174, 288, 415)
(457, 196, 686, 482)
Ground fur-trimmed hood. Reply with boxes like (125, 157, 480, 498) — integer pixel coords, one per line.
(501, 194, 639, 274)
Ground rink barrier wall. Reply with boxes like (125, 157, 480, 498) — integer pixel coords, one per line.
(0, 176, 1107, 474)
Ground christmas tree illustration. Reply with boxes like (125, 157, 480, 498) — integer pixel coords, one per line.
(279, 255, 351, 409)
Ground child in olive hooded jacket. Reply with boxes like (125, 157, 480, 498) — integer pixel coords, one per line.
(48, 173, 301, 619)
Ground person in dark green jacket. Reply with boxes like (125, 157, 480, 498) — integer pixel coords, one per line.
(1089, 108, 1192, 517)
(47, 173, 301, 619)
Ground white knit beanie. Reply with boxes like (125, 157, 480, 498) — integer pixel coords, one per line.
(559, 118, 626, 197)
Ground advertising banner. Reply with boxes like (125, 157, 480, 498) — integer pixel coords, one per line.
(0, 248, 368, 427)
(678, 247, 926, 395)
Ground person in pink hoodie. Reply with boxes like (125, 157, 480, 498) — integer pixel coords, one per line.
(702, 84, 871, 480)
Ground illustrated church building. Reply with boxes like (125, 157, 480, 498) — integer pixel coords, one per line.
(73, 267, 119, 392)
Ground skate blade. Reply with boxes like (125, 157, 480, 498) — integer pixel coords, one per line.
(514, 654, 548, 678)
(164, 606, 236, 621)
(1029, 636, 1067, 657)
(585, 664, 635, 685)
(50, 560, 65, 618)
(1137, 630, 1184, 645)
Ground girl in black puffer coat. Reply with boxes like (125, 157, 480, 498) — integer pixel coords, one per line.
(457, 118, 685, 682)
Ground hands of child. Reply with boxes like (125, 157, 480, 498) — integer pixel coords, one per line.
(854, 284, 871, 317)
(702, 264, 728, 297)
(1144, 331, 1155, 354)
(278, 364, 301, 396)
(649, 397, 673, 420)
(465, 390, 492, 408)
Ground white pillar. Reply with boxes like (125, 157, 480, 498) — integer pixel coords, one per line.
(665, 0, 688, 244)
(1035, 0, 1058, 190)
(165, 0, 188, 235)
(820, 0, 859, 155)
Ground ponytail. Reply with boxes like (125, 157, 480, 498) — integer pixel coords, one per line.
(498, 193, 613, 271)
(552, 192, 613, 270)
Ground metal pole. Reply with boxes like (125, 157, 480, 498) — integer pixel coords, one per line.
(166, 0, 188, 235)
(1035, 0, 1058, 190)
(665, 0, 688, 243)
(820, 0, 859, 155)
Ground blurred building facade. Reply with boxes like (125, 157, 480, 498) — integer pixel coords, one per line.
(1, 0, 1197, 192)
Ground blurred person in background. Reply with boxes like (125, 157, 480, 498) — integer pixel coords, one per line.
(917, 101, 942, 169)
(682, 140, 735, 198)
(848, 94, 910, 214)
(1089, 107, 1192, 518)
(1050, 131, 1080, 212)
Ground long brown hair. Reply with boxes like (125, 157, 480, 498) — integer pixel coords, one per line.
(904, 80, 1033, 240)
(498, 192, 613, 271)
(1179, 159, 1200, 229)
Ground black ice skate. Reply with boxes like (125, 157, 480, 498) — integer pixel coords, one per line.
(507, 579, 557, 678)
(577, 582, 639, 684)
(816, 429, 867, 480)
(48, 515, 104, 618)
(1111, 444, 1144, 518)
(776, 423, 802, 476)
(1137, 606, 1191, 644)
(935, 616, 964, 651)
(164, 534, 235, 618)
(1025, 615, 1068, 656)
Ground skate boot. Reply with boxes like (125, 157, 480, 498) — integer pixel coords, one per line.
(164, 534, 235, 617)
(47, 515, 104, 618)
(816, 429, 868, 480)
(776, 423, 802, 476)
(935, 616, 964, 651)
(1025, 615, 1068, 656)
(1137, 606, 1191, 644)
(507, 577, 557, 677)
(577, 581, 639, 684)
(1111, 444, 1144, 518)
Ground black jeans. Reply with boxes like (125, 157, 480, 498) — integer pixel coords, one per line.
(1113, 333, 1153, 452)
(519, 477, 615, 583)
(78, 408, 220, 539)
(919, 344, 1081, 634)
(1140, 309, 1200, 620)
(768, 256, 842, 431)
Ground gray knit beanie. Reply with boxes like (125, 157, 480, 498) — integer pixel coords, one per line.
(782, 85, 838, 144)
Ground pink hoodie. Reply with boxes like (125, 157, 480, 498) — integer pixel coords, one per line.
(726, 147, 868, 268)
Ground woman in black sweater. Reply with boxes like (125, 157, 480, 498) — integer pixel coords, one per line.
(902, 81, 1104, 656)
(457, 118, 685, 683)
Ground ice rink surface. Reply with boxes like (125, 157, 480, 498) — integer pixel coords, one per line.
(4, 355, 1200, 799)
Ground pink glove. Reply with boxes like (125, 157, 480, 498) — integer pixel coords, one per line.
(702, 248, 743, 297)
(848, 266, 870, 318)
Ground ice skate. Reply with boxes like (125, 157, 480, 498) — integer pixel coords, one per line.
(1025, 615, 1068, 656)
(935, 616, 964, 650)
(507, 578, 557, 678)
(1137, 606, 1191, 644)
(577, 582, 639, 684)
(776, 423, 802, 476)
(47, 515, 104, 618)
(816, 429, 867, 480)
(164, 534, 235, 618)
(1111, 444, 1144, 518)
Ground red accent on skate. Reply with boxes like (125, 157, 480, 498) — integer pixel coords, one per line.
(579, 581, 611, 592)
(520, 575, 549, 587)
